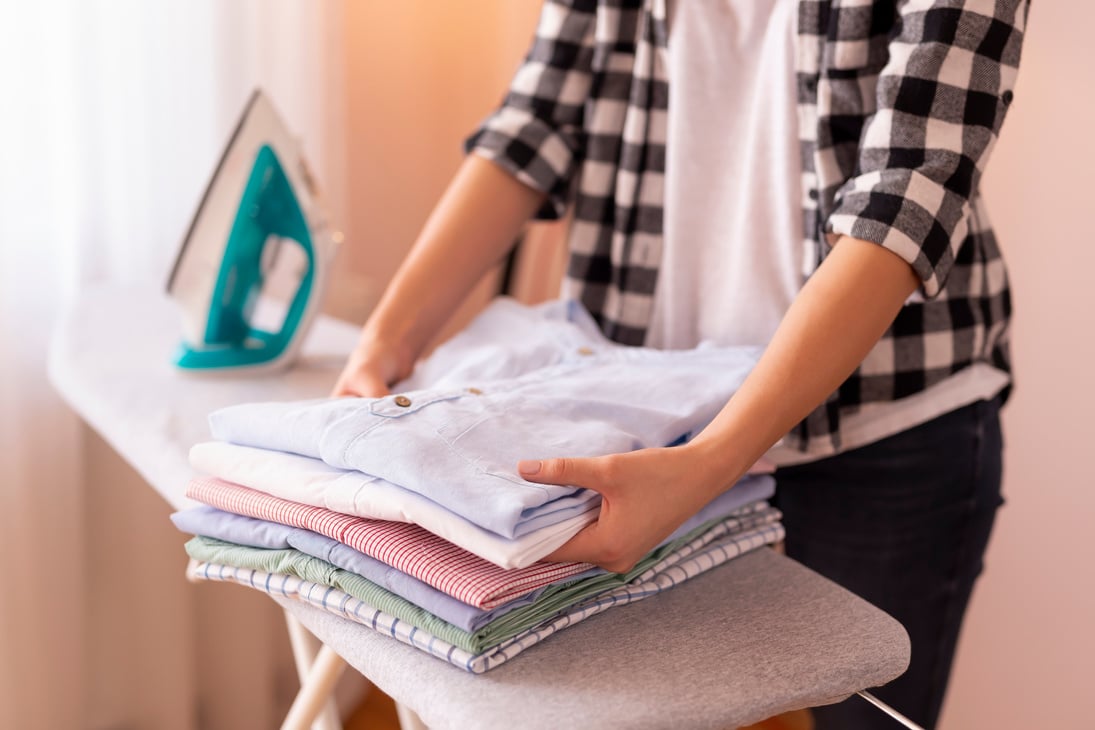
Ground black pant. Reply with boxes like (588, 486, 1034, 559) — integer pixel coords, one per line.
(773, 397, 1004, 729)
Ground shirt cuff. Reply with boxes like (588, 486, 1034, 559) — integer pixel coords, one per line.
(824, 168, 970, 299)
(465, 106, 578, 221)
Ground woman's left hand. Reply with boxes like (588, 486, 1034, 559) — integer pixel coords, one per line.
(517, 443, 729, 573)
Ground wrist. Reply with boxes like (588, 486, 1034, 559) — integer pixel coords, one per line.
(354, 324, 416, 384)
(677, 437, 751, 502)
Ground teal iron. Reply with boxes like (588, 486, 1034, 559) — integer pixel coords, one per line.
(167, 89, 341, 372)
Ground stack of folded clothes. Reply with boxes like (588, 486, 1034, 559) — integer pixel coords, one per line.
(172, 298, 785, 673)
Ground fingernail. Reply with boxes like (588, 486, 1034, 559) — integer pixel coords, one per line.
(518, 460, 542, 476)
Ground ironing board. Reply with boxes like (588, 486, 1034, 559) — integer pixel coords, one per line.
(50, 284, 914, 730)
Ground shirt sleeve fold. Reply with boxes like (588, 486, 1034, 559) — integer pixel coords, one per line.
(464, 0, 597, 220)
(824, 0, 1029, 297)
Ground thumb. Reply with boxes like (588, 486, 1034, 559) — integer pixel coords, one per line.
(517, 456, 604, 492)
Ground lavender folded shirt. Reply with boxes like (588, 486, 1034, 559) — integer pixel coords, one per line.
(207, 298, 764, 539)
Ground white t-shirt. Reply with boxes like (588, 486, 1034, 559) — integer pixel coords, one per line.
(649, 0, 1008, 464)
(647, 0, 804, 350)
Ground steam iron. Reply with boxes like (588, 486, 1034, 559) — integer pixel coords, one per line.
(166, 89, 341, 372)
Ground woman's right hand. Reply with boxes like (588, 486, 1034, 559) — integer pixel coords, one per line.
(331, 334, 413, 398)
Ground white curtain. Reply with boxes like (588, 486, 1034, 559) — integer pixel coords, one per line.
(0, 2, 340, 726)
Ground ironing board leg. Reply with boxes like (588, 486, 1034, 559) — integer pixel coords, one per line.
(855, 691, 926, 730)
(281, 642, 348, 730)
(284, 610, 349, 730)
(395, 702, 429, 730)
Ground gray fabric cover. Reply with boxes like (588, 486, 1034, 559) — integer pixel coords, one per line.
(278, 548, 910, 729)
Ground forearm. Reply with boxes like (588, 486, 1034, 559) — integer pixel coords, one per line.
(360, 154, 547, 369)
(686, 236, 920, 493)
(524, 236, 919, 571)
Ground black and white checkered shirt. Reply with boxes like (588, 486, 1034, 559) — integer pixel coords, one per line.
(467, 0, 1029, 455)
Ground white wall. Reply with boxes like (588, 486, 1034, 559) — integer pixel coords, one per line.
(0, 2, 355, 728)
(941, 3, 1095, 727)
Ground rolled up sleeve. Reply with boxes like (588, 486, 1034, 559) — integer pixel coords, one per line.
(825, 0, 1029, 297)
(464, 0, 597, 220)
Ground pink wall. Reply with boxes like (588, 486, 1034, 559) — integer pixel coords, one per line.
(327, 2, 544, 335)
(327, 3, 1095, 726)
(941, 4, 1095, 727)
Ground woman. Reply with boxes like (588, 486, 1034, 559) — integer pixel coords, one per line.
(334, 1, 1029, 726)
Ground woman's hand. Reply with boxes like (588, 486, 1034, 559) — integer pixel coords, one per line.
(518, 442, 732, 573)
(520, 237, 919, 572)
(331, 334, 413, 398)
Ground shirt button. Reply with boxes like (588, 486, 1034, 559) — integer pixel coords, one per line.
(394, 395, 412, 407)
(577, 347, 594, 356)
(467, 387, 483, 395)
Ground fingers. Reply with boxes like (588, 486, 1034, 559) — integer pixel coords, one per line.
(517, 454, 631, 571)
(517, 456, 583, 486)
(517, 454, 619, 494)
(332, 340, 408, 398)
(331, 371, 392, 398)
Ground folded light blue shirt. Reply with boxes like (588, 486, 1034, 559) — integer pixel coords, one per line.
(172, 473, 774, 631)
(209, 298, 764, 538)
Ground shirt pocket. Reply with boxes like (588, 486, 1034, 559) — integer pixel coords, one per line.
(334, 388, 480, 460)
(431, 393, 550, 488)
(366, 386, 517, 470)
(433, 390, 643, 491)
(368, 389, 472, 418)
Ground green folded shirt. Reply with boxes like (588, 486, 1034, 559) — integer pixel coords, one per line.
(185, 506, 780, 654)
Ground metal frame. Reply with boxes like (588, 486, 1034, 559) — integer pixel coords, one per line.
(282, 610, 348, 730)
(856, 691, 927, 730)
(281, 610, 425, 730)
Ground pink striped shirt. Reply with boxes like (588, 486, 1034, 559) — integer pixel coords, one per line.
(186, 477, 590, 609)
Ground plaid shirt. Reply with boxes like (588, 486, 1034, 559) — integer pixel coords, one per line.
(467, 0, 1029, 454)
